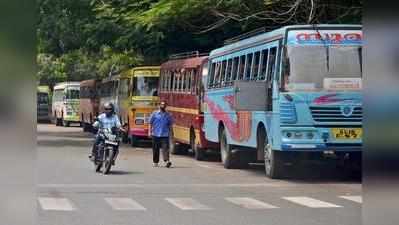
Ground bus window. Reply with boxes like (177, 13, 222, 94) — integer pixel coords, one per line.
(220, 60, 227, 86)
(66, 89, 79, 99)
(179, 72, 184, 92)
(267, 47, 277, 81)
(119, 78, 129, 98)
(231, 57, 239, 81)
(171, 71, 176, 92)
(181, 71, 186, 92)
(225, 58, 233, 84)
(213, 62, 221, 88)
(238, 55, 246, 80)
(259, 49, 269, 80)
(252, 51, 261, 80)
(208, 62, 215, 88)
(244, 53, 253, 80)
(133, 77, 159, 96)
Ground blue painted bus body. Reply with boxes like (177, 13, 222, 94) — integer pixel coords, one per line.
(204, 24, 362, 155)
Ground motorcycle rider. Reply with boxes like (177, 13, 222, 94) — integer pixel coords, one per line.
(89, 102, 125, 164)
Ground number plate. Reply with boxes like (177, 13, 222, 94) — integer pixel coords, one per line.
(332, 128, 362, 139)
(105, 140, 118, 146)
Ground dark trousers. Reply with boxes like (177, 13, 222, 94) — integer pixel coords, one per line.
(152, 136, 169, 163)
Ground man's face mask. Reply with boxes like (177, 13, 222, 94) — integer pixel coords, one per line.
(105, 108, 113, 116)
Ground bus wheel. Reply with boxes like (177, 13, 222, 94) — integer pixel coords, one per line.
(63, 120, 70, 127)
(264, 144, 284, 179)
(122, 132, 129, 144)
(130, 135, 139, 147)
(191, 129, 205, 161)
(83, 123, 89, 132)
(169, 136, 179, 154)
(219, 127, 238, 169)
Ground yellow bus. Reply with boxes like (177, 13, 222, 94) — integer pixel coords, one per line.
(127, 66, 160, 146)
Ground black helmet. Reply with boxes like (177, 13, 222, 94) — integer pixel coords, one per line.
(103, 102, 115, 117)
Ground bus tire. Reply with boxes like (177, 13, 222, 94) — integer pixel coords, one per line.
(219, 127, 238, 169)
(169, 135, 179, 154)
(191, 129, 205, 161)
(264, 144, 284, 179)
(83, 123, 90, 132)
(63, 120, 70, 127)
(130, 135, 139, 147)
(122, 132, 129, 144)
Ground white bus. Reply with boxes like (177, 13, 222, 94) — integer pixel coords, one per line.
(52, 82, 81, 127)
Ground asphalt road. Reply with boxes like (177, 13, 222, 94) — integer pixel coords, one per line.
(37, 123, 361, 225)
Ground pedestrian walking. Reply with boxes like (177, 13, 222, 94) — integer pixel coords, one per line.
(148, 101, 173, 168)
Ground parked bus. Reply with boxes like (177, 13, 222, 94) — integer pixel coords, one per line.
(80, 79, 100, 132)
(128, 66, 160, 146)
(37, 85, 51, 122)
(204, 24, 362, 178)
(159, 52, 215, 160)
(98, 75, 119, 114)
(52, 82, 81, 127)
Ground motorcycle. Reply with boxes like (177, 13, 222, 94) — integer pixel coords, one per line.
(94, 126, 121, 174)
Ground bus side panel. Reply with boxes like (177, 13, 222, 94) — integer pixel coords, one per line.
(204, 87, 236, 144)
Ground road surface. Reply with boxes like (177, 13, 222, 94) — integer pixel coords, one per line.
(37, 124, 361, 225)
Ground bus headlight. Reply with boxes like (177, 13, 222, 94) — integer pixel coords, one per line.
(294, 132, 303, 138)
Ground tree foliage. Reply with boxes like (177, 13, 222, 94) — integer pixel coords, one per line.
(38, 0, 362, 87)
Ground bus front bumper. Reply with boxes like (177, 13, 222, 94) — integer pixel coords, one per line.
(279, 127, 362, 152)
(129, 128, 150, 138)
(281, 143, 362, 152)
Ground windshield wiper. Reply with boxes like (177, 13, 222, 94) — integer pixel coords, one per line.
(312, 25, 330, 72)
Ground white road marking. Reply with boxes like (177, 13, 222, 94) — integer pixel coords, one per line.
(165, 198, 211, 210)
(197, 164, 214, 169)
(283, 197, 342, 208)
(105, 198, 146, 210)
(38, 197, 75, 211)
(339, 195, 362, 203)
(38, 182, 293, 188)
(225, 197, 278, 209)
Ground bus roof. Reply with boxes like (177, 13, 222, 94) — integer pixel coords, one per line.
(118, 66, 160, 79)
(161, 55, 208, 70)
(210, 24, 362, 58)
(54, 82, 80, 90)
(101, 74, 120, 83)
(80, 79, 99, 87)
(132, 66, 160, 77)
(37, 85, 50, 93)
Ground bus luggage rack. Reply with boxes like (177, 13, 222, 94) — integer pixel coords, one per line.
(169, 51, 208, 60)
(310, 106, 362, 123)
(224, 27, 268, 45)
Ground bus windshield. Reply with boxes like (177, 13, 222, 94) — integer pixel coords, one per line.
(285, 45, 362, 91)
(37, 92, 49, 104)
(133, 77, 158, 96)
(66, 89, 80, 99)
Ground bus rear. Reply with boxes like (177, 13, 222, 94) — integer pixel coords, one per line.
(37, 86, 50, 122)
(128, 67, 160, 146)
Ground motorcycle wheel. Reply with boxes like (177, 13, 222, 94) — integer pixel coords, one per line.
(103, 150, 113, 175)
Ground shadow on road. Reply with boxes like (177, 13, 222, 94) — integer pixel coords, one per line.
(37, 139, 92, 147)
(245, 162, 361, 183)
(107, 170, 144, 175)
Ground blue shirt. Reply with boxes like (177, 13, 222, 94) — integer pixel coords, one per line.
(93, 113, 121, 130)
(149, 110, 173, 137)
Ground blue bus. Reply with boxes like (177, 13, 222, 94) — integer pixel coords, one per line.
(204, 24, 362, 178)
